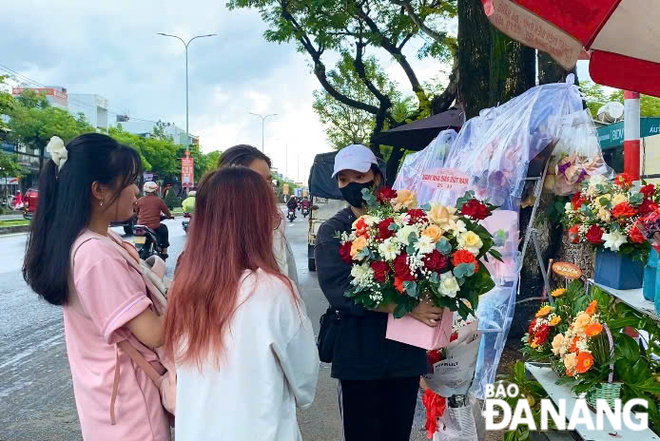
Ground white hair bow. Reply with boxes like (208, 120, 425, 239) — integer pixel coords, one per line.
(47, 136, 68, 171)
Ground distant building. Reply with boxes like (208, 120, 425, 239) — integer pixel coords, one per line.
(12, 86, 68, 108)
(68, 93, 109, 129)
(117, 119, 197, 146)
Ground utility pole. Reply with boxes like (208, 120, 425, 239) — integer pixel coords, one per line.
(158, 32, 216, 151)
(285, 144, 288, 180)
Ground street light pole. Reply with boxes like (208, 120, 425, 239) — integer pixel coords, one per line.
(249, 113, 277, 152)
(158, 32, 216, 151)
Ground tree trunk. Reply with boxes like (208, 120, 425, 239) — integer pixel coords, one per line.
(457, 0, 492, 119)
(385, 145, 405, 187)
(489, 31, 536, 106)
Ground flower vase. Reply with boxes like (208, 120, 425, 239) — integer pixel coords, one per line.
(594, 250, 643, 290)
(386, 307, 454, 350)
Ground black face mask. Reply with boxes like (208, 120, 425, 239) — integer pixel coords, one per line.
(340, 180, 374, 208)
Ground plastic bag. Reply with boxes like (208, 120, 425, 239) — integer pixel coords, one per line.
(424, 321, 481, 397)
(547, 109, 614, 195)
(432, 395, 480, 441)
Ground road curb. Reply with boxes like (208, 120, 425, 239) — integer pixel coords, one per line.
(0, 225, 30, 236)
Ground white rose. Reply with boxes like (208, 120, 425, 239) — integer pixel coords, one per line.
(439, 272, 460, 298)
(414, 235, 436, 255)
(457, 231, 483, 256)
(378, 239, 401, 262)
(449, 219, 467, 235)
(602, 231, 627, 252)
(597, 207, 611, 222)
(395, 225, 418, 246)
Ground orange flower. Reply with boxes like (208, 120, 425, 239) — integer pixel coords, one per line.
(586, 300, 598, 316)
(611, 202, 636, 219)
(566, 369, 575, 377)
(570, 336, 580, 353)
(536, 305, 552, 318)
(354, 217, 370, 238)
(394, 277, 405, 294)
(585, 323, 603, 337)
(576, 352, 594, 374)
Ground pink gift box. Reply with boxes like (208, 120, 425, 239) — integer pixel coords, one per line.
(385, 307, 454, 350)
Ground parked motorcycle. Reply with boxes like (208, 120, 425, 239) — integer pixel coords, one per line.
(287, 208, 297, 223)
(182, 212, 191, 234)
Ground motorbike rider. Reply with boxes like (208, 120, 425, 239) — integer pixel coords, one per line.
(300, 196, 311, 211)
(182, 190, 196, 214)
(286, 196, 298, 216)
(136, 182, 172, 259)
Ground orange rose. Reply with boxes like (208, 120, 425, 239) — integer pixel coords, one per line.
(350, 236, 368, 258)
(585, 323, 603, 337)
(586, 300, 598, 316)
(422, 225, 444, 243)
(576, 352, 594, 374)
(451, 249, 480, 274)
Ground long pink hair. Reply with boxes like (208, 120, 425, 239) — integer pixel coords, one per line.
(164, 167, 294, 367)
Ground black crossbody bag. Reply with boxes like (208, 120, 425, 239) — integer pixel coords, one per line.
(317, 307, 341, 363)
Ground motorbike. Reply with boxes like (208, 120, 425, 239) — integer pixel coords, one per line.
(182, 212, 191, 234)
(301, 205, 310, 218)
(133, 215, 170, 260)
(287, 208, 297, 223)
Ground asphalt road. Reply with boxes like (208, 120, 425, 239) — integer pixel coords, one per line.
(0, 214, 429, 441)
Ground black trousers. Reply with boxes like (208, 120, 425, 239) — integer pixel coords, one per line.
(153, 224, 170, 248)
(340, 377, 420, 441)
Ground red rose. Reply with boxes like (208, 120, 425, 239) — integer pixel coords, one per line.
(427, 349, 443, 365)
(376, 187, 398, 203)
(451, 249, 479, 273)
(614, 173, 634, 188)
(406, 209, 428, 224)
(639, 198, 659, 215)
(394, 253, 415, 281)
(612, 202, 637, 219)
(535, 324, 551, 345)
(641, 184, 656, 198)
(586, 225, 604, 244)
(371, 261, 390, 283)
(378, 218, 396, 240)
(450, 332, 459, 342)
(568, 225, 580, 243)
(571, 192, 584, 210)
(630, 222, 646, 244)
(423, 250, 448, 272)
(339, 242, 353, 264)
(460, 199, 490, 220)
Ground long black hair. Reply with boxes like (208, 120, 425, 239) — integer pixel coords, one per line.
(23, 133, 141, 306)
(217, 144, 272, 168)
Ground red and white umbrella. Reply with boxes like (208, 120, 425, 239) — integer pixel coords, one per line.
(482, 0, 660, 97)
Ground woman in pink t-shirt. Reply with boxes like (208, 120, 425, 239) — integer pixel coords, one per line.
(23, 134, 170, 441)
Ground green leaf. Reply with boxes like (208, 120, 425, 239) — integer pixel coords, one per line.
(437, 237, 452, 255)
(403, 281, 419, 298)
(453, 263, 475, 278)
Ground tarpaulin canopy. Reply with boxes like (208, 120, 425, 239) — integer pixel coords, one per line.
(482, 0, 660, 97)
(373, 108, 465, 150)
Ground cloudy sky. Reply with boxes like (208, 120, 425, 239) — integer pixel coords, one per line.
(1, 0, 452, 182)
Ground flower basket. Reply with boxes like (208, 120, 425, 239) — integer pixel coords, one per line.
(594, 249, 643, 290)
(386, 307, 454, 350)
(585, 323, 622, 410)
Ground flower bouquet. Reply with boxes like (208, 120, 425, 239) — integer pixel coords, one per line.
(338, 188, 500, 349)
(563, 173, 656, 263)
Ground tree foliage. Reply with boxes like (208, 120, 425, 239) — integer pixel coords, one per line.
(0, 151, 22, 178)
(581, 82, 660, 119)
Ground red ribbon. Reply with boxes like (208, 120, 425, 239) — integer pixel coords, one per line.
(422, 389, 446, 439)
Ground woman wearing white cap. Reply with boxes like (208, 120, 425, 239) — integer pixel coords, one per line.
(315, 144, 445, 441)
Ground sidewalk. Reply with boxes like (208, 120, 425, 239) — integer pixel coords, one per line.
(0, 214, 24, 221)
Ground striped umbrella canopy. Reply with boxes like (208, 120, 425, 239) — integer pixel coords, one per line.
(482, 0, 660, 97)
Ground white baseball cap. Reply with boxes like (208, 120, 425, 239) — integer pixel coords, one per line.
(143, 181, 159, 193)
(332, 144, 378, 179)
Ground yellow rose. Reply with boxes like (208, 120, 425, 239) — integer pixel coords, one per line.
(393, 190, 417, 210)
(422, 225, 444, 243)
(550, 316, 562, 327)
(350, 236, 368, 258)
(573, 312, 591, 331)
(429, 204, 457, 228)
(551, 334, 564, 356)
(612, 193, 628, 207)
(457, 231, 484, 256)
(563, 353, 577, 371)
(536, 305, 552, 318)
(597, 207, 611, 222)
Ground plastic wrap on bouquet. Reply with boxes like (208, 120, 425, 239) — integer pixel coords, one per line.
(432, 395, 481, 441)
(386, 308, 453, 350)
(424, 321, 481, 397)
(546, 109, 614, 196)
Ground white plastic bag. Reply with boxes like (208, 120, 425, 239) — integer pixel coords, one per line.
(424, 321, 481, 397)
(432, 396, 480, 441)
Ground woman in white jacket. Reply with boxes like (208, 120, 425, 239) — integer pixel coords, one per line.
(165, 167, 319, 441)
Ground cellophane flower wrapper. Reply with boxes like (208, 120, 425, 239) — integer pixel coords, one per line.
(637, 211, 660, 254)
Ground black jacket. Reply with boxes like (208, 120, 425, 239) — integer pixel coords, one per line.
(315, 208, 427, 380)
